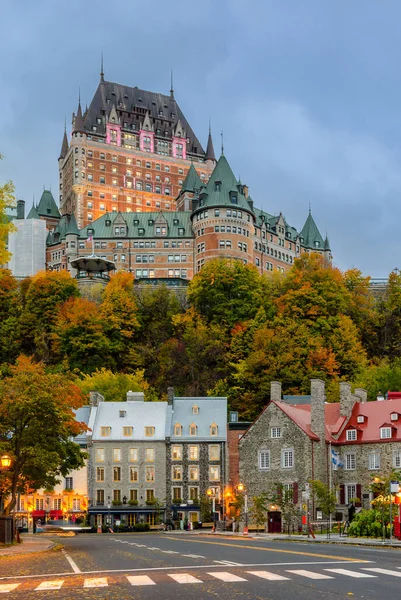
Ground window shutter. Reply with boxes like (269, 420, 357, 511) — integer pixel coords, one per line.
(356, 484, 362, 507)
(292, 482, 298, 504)
(340, 484, 345, 504)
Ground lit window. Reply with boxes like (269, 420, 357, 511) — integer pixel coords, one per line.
(172, 465, 182, 481)
(189, 445, 199, 460)
(113, 448, 121, 462)
(96, 467, 105, 482)
(100, 427, 111, 437)
(189, 466, 199, 481)
(209, 466, 220, 481)
(145, 426, 155, 437)
(129, 448, 138, 462)
(189, 423, 197, 436)
(96, 448, 105, 462)
(172, 445, 182, 460)
(145, 466, 155, 482)
(210, 423, 218, 436)
(209, 445, 220, 461)
(145, 448, 155, 462)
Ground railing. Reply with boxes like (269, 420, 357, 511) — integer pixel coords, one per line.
(76, 272, 110, 281)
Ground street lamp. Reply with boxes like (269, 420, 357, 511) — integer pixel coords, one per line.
(107, 496, 111, 528)
(0, 455, 12, 469)
(207, 488, 217, 531)
(237, 482, 248, 535)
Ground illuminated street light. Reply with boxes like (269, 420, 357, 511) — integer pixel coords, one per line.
(0, 454, 12, 469)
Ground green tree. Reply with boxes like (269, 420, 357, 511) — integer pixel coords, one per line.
(309, 480, 337, 520)
(0, 154, 15, 265)
(0, 269, 22, 366)
(0, 356, 86, 515)
(369, 469, 401, 537)
(76, 367, 157, 402)
(250, 494, 268, 533)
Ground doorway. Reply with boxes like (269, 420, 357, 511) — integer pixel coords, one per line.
(268, 511, 282, 533)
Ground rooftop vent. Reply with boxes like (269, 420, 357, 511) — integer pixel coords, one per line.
(119, 410, 126, 418)
(126, 391, 144, 402)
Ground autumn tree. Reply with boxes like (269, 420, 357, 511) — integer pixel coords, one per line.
(0, 154, 15, 265)
(0, 356, 86, 515)
(76, 367, 157, 402)
(0, 269, 22, 366)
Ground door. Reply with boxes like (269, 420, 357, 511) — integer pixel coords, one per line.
(268, 511, 282, 533)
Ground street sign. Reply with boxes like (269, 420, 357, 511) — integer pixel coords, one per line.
(302, 503, 307, 511)
(391, 481, 400, 493)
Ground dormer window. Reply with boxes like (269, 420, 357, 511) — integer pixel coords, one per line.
(174, 423, 182, 436)
(391, 413, 399, 421)
(215, 181, 221, 192)
(189, 423, 197, 436)
(145, 426, 155, 437)
(123, 426, 133, 436)
(100, 426, 111, 437)
(192, 405, 199, 414)
(380, 427, 392, 439)
(357, 416, 365, 424)
(315, 241, 320, 248)
(346, 429, 357, 441)
(119, 410, 126, 418)
(210, 423, 218, 436)
(230, 193, 238, 205)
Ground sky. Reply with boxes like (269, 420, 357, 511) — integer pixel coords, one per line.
(1, 0, 401, 276)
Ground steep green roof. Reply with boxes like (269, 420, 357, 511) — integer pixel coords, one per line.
(300, 211, 325, 249)
(37, 190, 60, 219)
(196, 154, 252, 212)
(76, 211, 193, 240)
(181, 164, 202, 193)
(65, 214, 80, 236)
(27, 204, 40, 219)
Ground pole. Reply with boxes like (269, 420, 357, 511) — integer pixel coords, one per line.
(390, 482, 393, 545)
(329, 442, 332, 539)
(244, 494, 248, 528)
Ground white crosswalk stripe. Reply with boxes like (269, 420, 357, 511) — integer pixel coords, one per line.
(247, 570, 290, 581)
(209, 572, 247, 582)
(287, 569, 333, 580)
(363, 568, 401, 577)
(35, 579, 65, 590)
(126, 575, 156, 586)
(84, 577, 108, 588)
(0, 584, 20, 594)
(168, 573, 203, 584)
(325, 569, 377, 578)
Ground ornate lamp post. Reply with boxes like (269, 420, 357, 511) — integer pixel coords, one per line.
(207, 488, 216, 531)
(237, 482, 248, 535)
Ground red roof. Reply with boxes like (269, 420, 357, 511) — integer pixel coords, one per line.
(388, 392, 401, 400)
(274, 401, 345, 442)
(336, 398, 401, 444)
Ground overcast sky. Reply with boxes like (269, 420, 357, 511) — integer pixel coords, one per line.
(2, 0, 401, 276)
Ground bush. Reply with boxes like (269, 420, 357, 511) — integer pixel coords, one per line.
(347, 509, 390, 538)
(134, 523, 150, 532)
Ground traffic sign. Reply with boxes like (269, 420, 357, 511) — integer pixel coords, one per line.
(302, 503, 307, 511)
(391, 481, 399, 493)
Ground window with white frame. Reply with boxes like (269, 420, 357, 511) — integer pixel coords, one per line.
(65, 477, 73, 490)
(174, 423, 182, 436)
(113, 448, 121, 462)
(145, 448, 154, 462)
(346, 429, 357, 441)
(189, 465, 199, 481)
(345, 453, 356, 470)
(96, 448, 105, 462)
(53, 498, 62, 510)
(357, 415, 365, 424)
(393, 450, 401, 468)
(380, 427, 392, 439)
(281, 449, 294, 468)
(209, 465, 220, 481)
(145, 466, 155, 482)
(172, 465, 182, 481)
(345, 484, 357, 504)
(368, 451, 380, 470)
(209, 445, 220, 461)
(189, 445, 199, 460)
(259, 450, 270, 470)
(391, 413, 399, 421)
(96, 467, 104, 482)
(271, 427, 281, 438)
(172, 445, 182, 460)
(129, 448, 138, 462)
(130, 466, 138, 482)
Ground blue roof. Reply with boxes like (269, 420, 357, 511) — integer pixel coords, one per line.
(170, 396, 227, 442)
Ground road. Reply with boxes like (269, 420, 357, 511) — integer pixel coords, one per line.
(0, 532, 400, 598)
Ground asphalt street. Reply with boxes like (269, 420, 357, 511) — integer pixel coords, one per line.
(0, 533, 400, 599)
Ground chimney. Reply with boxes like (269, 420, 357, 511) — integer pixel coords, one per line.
(167, 386, 174, 405)
(270, 381, 282, 402)
(126, 391, 144, 402)
(17, 199, 25, 220)
(340, 382, 354, 417)
(243, 184, 249, 198)
(89, 391, 104, 406)
(354, 388, 367, 403)
(310, 379, 325, 440)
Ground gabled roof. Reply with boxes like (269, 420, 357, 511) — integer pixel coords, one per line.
(36, 190, 60, 219)
(181, 163, 202, 193)
(300, 210, 324, 250)
(196, 154, 253, 212)
(27, 204, 40, 219)
(336, 398, 401, 444)
(65, 214, 80, 236)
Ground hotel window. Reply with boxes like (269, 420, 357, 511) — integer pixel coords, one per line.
(113, 490, 121, 503)
(145, 448, 155, 462)
(100, 427, 111, 437)
(259, 450, 270, 470)
(172, 487, 182, 501)
(368, 451, 380, 470)
(123, 426, 133, 436)
(96, 467, 105, 482)
(100, 176, 105, 184)
(189, 445, 199, 460)
(130, 489, 138, 502)
(96, 490, 105, 506)
(113, 467, 121, 482)
(172, 445, 182, 460)
(145, 466, 155, 482)
(281, 448, 294, 468)
(53, 498, 62, 510)
(189, 487, 199, 501)
(165, 187, 170, 195)
(172, 465, 182, 481)
(130, 467, 138, 482)
(174, 423, 182, 436)
(189, 423, 197, 436)
(113, 448, 121, 462)
(346, 429, 357, 441)
(345, 453, 356, 470)
(271, 427, 281, 438)
(189, 466, 199, 481)
(209, 466, 220, 481)
(380, 427, 392, 439)
(65, 477, 73, 490)
(210, 423, 218, 436)
(96, 448, 105, 462)
(145, 426, 155, 437)
(209, 445, 220, 461)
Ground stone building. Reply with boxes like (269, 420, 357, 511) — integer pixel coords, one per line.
(239, 380, 401, 531)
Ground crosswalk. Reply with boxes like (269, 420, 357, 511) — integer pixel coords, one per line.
(2, 566, 401, 593)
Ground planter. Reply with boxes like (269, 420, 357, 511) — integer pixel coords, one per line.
(112, 501, 122, 506)
(128, 500, 138, 506)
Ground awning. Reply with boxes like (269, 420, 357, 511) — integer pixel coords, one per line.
(49, 510, 63, 518)
(31, 510, 45, 517)
(88, 507, 164, 514)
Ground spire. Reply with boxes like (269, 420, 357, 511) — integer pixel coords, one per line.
(205, 121, 216, 163)
(300, 210, 325, 250)
(73, 92, 85, 133)
(221, 130, 224, 156)
(170, 69, 174, 99)
(59, 119, 69, 159)
(100, 51, 105, 83)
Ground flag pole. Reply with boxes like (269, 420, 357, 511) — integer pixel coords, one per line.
(329, 441, 332, 538)
(92, 236, 95, 255)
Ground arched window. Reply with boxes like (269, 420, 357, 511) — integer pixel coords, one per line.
(174, 423, 182, 437)
(189, 423, 197, 436)
(192, 405, 199, 414)
(210, 423, 218, 436)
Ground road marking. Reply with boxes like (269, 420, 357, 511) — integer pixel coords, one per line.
(363, 568, 401, 577)
(164, 536, 369, 562)
(127, 575, 156, 586)
(325, 568, 377, 578)
(35, 580, 64, 590)
(84, 577, 108, 588)
(214, 560, 243, 566)
(183, 554, 206, 558)
(287, 569, 333, 580)
(148, 547, 160, 550)
(161, 550, 179, 554)
(168, 573, 203, 584)
(0, 584, 19, 593)
(62, 550, 81, 574)
(247, 570, 290, 581)
(209, 572, 247, 582)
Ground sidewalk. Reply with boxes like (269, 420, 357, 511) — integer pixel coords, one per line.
(208, 530, 401, 547)
(0, 535, 55, 557)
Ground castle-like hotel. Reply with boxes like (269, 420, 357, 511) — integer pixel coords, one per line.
(7, 68, 331, 282)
